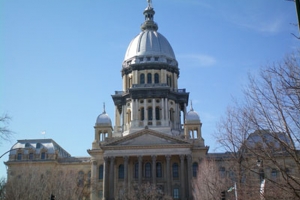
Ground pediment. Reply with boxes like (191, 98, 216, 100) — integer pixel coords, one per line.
(104, 129, 190, 147)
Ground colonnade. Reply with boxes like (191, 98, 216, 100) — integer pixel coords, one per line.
(97, 154, 193, 200)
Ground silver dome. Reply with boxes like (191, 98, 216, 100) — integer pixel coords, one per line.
(122, 3, 177, 68)
(124, 30, 176, 61)
(96, 112, 112, 126)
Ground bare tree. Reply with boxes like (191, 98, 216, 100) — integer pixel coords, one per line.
(5, 165, 91, 200)
(215, 51, 300, 199)
(122, 182, 172, 200)
(193, 158, 232, 200)
(0, 113, 13, 146)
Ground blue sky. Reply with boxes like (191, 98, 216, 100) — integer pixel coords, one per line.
(0, 0, 298, 178)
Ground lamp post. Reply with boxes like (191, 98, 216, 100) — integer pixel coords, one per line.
(257, 159, 265, 200)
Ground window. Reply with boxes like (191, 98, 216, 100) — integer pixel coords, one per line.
(140, 107, 145, 121)
(172, 163, 179, 178)
(99, 165, 103, 179)
(41, 152, 46, 160)
(145, 162, 151, 178)
(36, 143, 42, 149)
(192, 162, 198, 177)
(155, 107, 160, 120)
(140, 74, 145, 84)
(167, 75, 172, 87)
(147, 73, 152, 83)
(134, 163, 139, 178)
(29, 153, 34, 160)
(173, 188, 179, 199)
(156, 162, 162, 178)
(87, 171, 91, 186)
(154, 73, 159, 83)
(148, 107, 153, 120)
(78, 171, 84, 187)
(25, 143, 31, 148)
(98, 190, 103, 198)
(219, 167, 226, 178)
(17, 153, 22, 160)
(193, 130, 198, 139)
(271, 169, 277, 178)
(119, 164, 124, 179)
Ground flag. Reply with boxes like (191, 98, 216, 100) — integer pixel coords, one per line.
(227, 186, 235, 192)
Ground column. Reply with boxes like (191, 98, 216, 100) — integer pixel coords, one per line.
(91, 160, 97, 200)
(138, 155, 143, 185)
(180, 155, 185, 200)
(166, 155, 171, 196)
(187, 155, 192, 199)
(103, 157, 109, 200)
(152, 99, 156, 125)
(161, 98, 165, 121)
(152, 155, 156, 185)
(124, 156, 129, 193)
(109, 156, 115, 200)
(144, 99, 147, 126)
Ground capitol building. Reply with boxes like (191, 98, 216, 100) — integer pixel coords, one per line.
(5, 1, 297, 200)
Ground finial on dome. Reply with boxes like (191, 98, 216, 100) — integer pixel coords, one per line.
(103, 102, 106, 114)
(141, 0, 158, 31)
(190, 100, 194, 111)
(147, 0, 152, 8)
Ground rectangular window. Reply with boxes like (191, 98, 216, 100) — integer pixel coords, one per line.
(17, 153, 22, 160)
(98, 190, 103, 198)
(173, 188, 179, 199)
(41, 152, 46, 160)
(29, 153, 34, 160)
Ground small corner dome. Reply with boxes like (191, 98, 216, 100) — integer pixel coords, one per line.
(185, 109, 201, 123)
(96, 112, 112, 126)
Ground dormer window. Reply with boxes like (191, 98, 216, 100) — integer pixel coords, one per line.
(25, 143, 31, 148)
(36, 143, 42, 149)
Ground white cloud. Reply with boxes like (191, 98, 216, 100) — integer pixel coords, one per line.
(177, 54, 217, 68)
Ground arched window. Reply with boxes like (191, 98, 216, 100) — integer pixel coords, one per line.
(172, 163, 179, 178)
(193, 130, 198, 139)
(99, 165, 103, 179)
(155, 107, 160, 120)
(36, 143, 42, 149)
(147, 73, 152, 83)
(140, 73, 145, 84)
(167, 75, 172, 87)
(192, 162, 198, 177)
(119, 164, 124, 179)
(156, 162, 162, 178)
(145, 162, 152, 178)
(25, 143, 31, 148)
(154, 73, 159, 83)
(189, 130, 193, 139)
(134, 163, 139, 178)
(140, 107, 145, 121)
(148, 107, 153, 120)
